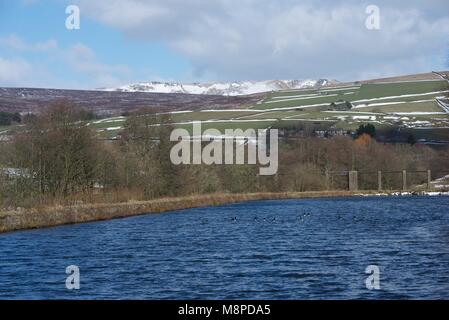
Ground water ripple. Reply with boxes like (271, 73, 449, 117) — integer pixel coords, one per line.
(1, 196, 449, 299)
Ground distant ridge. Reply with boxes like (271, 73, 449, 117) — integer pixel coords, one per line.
(1, 71, 447, 117)
(324, 71, 448, 88)
(100, 79, 335, 96)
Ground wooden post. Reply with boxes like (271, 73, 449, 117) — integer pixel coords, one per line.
(325, 170, 330, 191)
(402, 170, 407, 191)
(427, 170, 432, 190)
(348, 171, 358, 191)
(377, 170, 382, 191)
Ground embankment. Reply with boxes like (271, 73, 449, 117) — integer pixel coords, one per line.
(0, 191, 356, 233)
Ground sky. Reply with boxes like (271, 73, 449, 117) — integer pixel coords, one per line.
(0, 0, 448, 89)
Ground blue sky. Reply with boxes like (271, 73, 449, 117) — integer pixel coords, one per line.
(0, 0, 448, 89)
(0, 0, 194, 88)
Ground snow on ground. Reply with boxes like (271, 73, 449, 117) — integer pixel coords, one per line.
(323, 110, 383, 115)
(282, 118, 335, 122)
(352, 115, 377, 120)
(353, 99, 436, 109)
(434, 174, 449, 182)
(199, 109, 258, 113)
(383, 116, 400, 120)
(410, 120, 431, 124)
(271, 93, 320, 100)
(165, 119, 278, 126)
(414, 126, 449, 129)
(103, 79, 323, 96)
(436, 97, 449, 113)
(353, 91, 449, 104)
(356, 191, 449, 197)
(168, 110, 194, 114)
(104, 126, 123, 131)
(263, 94, 338, 104)
(393, 112, 446, 115)
(92, 116, 126, 124)
(414, 174, 449, 190)
(255, 103, 331, 112)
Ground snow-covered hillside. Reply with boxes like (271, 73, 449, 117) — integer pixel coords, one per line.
(101, 79, 332, 96)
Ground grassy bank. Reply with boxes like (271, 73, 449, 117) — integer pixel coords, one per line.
(0, 191, 358, 233)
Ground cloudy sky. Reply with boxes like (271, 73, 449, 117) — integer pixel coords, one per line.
(0, 0, 448, 88)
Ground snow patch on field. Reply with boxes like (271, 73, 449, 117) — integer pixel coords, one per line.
(92, 116, 126, 124)
(353, 91, 449, 104)
(200, 109, 257, 113)
(352, 115, 376, 121)
(169, 119, 278, 126)
(393, 112, 446, 115)
(282, 118, 335, 122)
(105, 126, 122, 131)
(263, 94, 338, 104)
(323, 111, 383, 115)
(271, 93, 320, 100)
(353, 99, 436, 109)
(169, 110, 194, 114)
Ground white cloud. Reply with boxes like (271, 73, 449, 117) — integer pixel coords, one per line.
(0, 35, 131, 88)
(0, 57, 32, 84)
(64, 43, 131, 87)
(0, 34, 58, 52)
(76, 0, 449, 81)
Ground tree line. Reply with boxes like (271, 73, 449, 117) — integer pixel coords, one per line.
(0, 112, 21, 126)
(0, 102, 448, 208)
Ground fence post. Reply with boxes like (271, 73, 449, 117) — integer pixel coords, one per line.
(377, 170, 382, 191)
(427, 170, 432, 190)
(402, 170, 407, 191)
(348, 171, 358, 191)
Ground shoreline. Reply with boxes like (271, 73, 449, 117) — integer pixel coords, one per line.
(1, 190, 447, 234)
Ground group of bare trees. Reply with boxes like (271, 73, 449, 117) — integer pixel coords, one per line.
(0, 103, 448, 208)
(0, 103, 106, 206)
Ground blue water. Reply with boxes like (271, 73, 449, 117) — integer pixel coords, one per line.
(1, 196, 449, 299)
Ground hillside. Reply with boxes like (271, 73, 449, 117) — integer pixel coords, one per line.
(1, 72, 448, 142)
(90, 72, 449, 142)
(101, 79, 333, 96)
(0, 87, 263, 116)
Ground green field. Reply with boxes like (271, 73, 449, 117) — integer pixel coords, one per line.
(83, 79, 449, 140)
(254, 80, 448, 110)
(1, 78, 447, 141)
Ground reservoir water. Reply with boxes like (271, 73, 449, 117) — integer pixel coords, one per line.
(1, 196, 449, 299)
